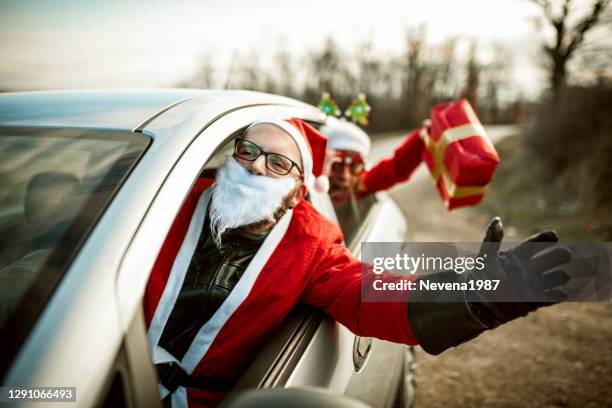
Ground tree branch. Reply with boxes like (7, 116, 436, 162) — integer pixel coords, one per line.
(530, 0, 556, 23)
(567, 0, 610, 56)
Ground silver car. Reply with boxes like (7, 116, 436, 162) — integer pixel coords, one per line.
(0, 90, 415, 408)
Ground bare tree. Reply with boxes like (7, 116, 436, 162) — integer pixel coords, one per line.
(237, 50, 266, 90)
(530, 0, 610, 99)
(480, 46, 513, 123)
(571, 5, 612, 86)
(273, 48, 296, 97)
(400, 25, 427, 126)
(355, 37, 385, 98)
(175, 53, 217, 89)
(304, 36, 354, 104)
(179, 22, 522, 130)
(433, 38, 459, 99)
(223, 51, 240, 89)
(195, 56, 216, 89)
(462, 41, 480, 111)
(380, 56, 403, 100)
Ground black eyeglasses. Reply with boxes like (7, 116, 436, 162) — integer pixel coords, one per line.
(234, 138, 303, 176)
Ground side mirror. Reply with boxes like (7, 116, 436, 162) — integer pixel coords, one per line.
(221, 387, 373, 408)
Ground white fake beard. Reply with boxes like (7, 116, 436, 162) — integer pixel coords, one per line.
(210, 156, 296, 246)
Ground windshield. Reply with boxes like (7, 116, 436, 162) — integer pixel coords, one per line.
(0, 127, 149, 373)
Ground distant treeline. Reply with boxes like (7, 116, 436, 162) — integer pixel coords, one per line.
(178, 33, 522, 132)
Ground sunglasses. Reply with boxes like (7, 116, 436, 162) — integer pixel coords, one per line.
(234, 138, 303, 176)
(330, 154, 365, 175)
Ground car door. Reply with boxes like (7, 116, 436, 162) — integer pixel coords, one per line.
(279, 185, 410, 408)
(340, 192, 412, 408)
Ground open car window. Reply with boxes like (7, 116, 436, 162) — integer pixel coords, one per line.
(203, 135, 235, 171)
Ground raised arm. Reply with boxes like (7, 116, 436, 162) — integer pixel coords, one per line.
(360, 130, 424, 194)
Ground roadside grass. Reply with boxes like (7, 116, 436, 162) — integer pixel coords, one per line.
(480, 133, 603, 241)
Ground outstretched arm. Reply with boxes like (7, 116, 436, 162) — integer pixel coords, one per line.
(360, 130, 424, 194)
(300, 238, 418, 345)
(408, 218, 571, 354)
(300, 217, 572, 355)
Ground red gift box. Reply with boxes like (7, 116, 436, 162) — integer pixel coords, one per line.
(420, 99, 500, 210)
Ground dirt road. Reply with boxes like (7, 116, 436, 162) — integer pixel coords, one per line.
(370, 130, 612, 407)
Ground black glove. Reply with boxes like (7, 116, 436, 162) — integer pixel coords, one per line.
(467, 217, 571, 328)
(408, 217, 572, 355)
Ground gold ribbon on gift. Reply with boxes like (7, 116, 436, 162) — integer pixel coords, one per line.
(420, 123, 491, 199)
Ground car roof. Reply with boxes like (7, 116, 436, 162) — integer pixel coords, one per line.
(0, 89, 310, 130)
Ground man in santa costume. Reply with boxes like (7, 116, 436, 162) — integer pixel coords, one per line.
(143, 118, 571, 407)
(322, 119, 425, 205)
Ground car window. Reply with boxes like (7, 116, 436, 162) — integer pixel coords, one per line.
(304, 120, 378, 245)
(203, 134, 235, 171)
(0, 127, 149, 370)
(332, 194, 378, 246)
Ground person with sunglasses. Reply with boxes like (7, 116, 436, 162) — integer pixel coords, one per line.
(144, 117, 573, 408)
(322, 119, 425, 205)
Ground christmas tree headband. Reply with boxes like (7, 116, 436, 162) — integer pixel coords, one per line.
(318, 92, 371, 126)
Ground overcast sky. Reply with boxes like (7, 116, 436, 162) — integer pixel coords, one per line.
(0, 0, 550, 97)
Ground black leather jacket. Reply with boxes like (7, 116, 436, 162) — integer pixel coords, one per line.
(159, 210, 268, 359)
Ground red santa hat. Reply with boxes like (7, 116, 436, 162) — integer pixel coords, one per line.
(246, 118, 330, 193)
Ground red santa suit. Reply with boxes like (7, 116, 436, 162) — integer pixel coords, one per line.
(360, 130, 424, 194)
(143, 178, 417, 407)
